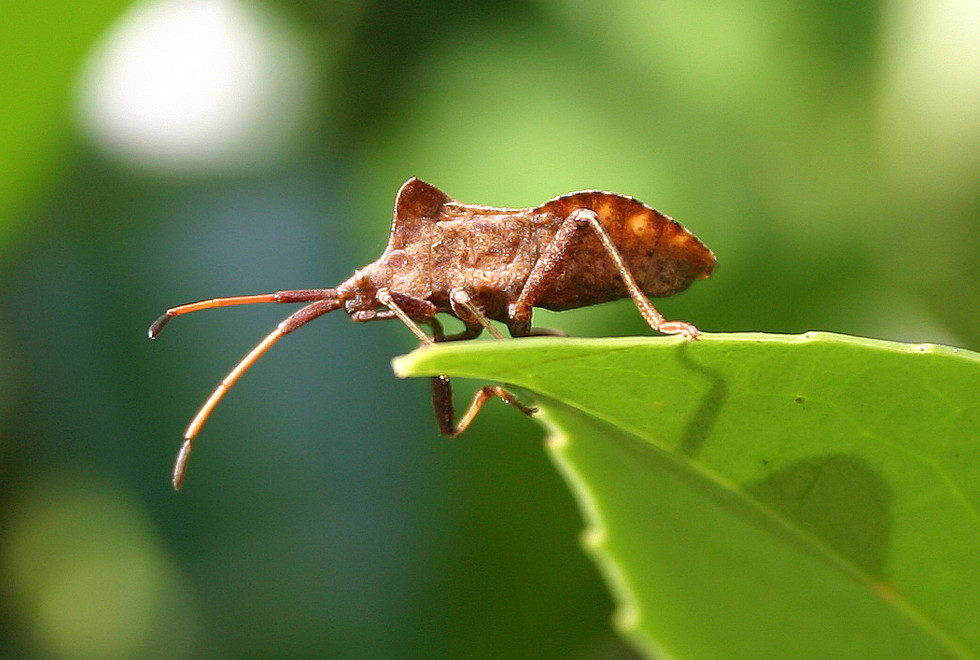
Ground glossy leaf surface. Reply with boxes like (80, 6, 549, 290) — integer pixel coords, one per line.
(394, 332, 980, 659)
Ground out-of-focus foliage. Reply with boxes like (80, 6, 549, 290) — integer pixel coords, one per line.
(0, 1, 977, 658)
(0, 2, 131, 244)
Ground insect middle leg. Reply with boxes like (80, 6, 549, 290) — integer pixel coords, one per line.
(508, 209, 700, 338)
(375, 288, 536, 436)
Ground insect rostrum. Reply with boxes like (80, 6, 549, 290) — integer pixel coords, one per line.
(149, 178, 716, 489)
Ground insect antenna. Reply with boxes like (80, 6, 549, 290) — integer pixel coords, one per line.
(148, 289, 339, 338)
(148, 290, 342, 489)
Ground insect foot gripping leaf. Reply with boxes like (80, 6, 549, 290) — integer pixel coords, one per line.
(149, 178, 715, 488)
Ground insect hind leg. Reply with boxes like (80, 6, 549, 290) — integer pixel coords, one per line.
(573, 208, 701, 338)
(509, 208, 700, 339)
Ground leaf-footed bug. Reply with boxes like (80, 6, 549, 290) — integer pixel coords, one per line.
(149, 178, 716, 489)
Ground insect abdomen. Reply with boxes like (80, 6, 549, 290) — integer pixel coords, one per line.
(532, 192, 716, 310)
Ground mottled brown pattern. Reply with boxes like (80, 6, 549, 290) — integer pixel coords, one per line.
(367, 179, 715, 321)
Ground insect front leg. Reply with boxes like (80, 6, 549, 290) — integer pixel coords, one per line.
(373, 288, 439, 343)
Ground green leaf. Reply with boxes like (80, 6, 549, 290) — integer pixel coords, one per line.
(393, 332, 980, 659)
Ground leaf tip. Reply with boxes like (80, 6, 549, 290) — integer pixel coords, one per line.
(390, 354, 413, 379)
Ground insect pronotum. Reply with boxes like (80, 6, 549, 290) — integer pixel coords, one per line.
(150, 178, 716, 488)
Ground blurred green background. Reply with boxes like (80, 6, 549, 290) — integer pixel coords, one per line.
(0, 1, 977, 658)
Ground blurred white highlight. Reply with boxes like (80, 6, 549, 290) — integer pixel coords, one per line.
(878, 0, 980, 198)
(76, 0, 314, 173)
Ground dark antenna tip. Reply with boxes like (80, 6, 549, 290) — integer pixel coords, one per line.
(148, 313, 172, 339)
(172, 439, 192, 490)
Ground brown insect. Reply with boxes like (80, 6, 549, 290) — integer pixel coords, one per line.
(149, 178, 716, 489)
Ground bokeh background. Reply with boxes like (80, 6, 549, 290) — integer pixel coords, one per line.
(1, 1, 977, 658)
